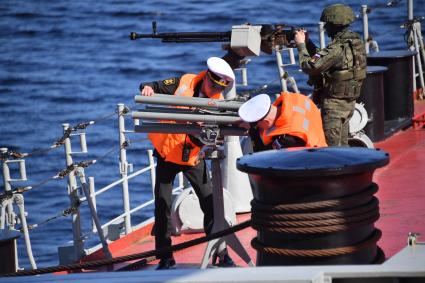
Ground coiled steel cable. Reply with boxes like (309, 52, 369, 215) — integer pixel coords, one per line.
(252, 197, 379, 222)
(251, 229, 382, 257)
(252, 206, 379, 228)
(251, 182, 378, 212)
(252, 213, 380, 234)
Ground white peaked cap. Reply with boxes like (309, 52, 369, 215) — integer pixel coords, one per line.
(238, 94, 271, 123)
(207, 57, 235, 81)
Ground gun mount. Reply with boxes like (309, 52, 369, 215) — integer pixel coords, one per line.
(130, 21, 305, 56)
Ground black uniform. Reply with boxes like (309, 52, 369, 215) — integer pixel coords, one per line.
(140, 77, 214, 260)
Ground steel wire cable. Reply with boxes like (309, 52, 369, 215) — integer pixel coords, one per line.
(251, 183, 378, 212)
(1, 219, 251, 277)
(251, 229, 382, 257)
(0, 104, 134, 160)
(252, 207, 379, 228)
(25, 205, 80, 230)
(251, 213, 380, 234)
(11, 143, 120, 191)
(6, 144, 121, 231)
(252, 197, 379, 222)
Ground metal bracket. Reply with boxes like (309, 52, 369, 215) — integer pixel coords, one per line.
(199, 125, 221, 145)
(70, 132, 88, 154)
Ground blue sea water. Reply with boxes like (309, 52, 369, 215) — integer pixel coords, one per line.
(0, 0, 423, 268)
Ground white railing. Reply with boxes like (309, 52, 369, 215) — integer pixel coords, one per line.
(63, 104, 186, 262)
(0, 103, 186, 268)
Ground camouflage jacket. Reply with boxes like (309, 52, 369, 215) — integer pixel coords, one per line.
(297, 29, 366, 102)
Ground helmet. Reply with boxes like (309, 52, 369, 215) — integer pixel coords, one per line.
(320, 4, 355, 25)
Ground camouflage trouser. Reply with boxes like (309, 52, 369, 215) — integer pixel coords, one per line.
(321, 98, 356, 146)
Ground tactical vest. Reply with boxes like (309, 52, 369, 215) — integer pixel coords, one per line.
(148, 71, 223, 166)
(324, 31, 367, 100)
(261, 92, 328, 147)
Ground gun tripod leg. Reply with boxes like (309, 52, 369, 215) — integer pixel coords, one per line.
(200, 151, 253, 268)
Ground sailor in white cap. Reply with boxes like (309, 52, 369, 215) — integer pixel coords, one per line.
(138, 56, 235, 270)
(239, 92, 327, 152)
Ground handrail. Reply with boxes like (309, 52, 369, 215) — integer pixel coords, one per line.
(98, 186, 184, 232)
(1, 102, 189, 268)
(79, 165, 154, 202)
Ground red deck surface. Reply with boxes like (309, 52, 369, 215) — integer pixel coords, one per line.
(374, 99, 425, 258)
(81, 99, 425, 272)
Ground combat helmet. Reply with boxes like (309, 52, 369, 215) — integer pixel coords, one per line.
(320, 4, 355, 25)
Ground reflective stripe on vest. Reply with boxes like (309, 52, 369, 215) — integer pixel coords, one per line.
(148, 71, 223, 166)
(261, 92, 327, 148)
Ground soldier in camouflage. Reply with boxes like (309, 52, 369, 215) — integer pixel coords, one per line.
(294, 4, 367, 146)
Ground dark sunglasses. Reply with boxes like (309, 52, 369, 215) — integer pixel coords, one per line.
(207, 71, 230, 88)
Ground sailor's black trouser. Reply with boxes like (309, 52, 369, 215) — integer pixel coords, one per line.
(154, 155, 214, 259)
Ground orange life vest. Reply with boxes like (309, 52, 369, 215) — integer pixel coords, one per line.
(261, 92, 327, 147)
(148, 71, 223, 166)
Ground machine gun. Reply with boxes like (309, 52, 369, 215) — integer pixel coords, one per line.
(130, 21, 305, 56)
(132, 94, 248, 145)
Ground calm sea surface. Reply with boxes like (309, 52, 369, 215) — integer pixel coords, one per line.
(0, 0, 423, 268)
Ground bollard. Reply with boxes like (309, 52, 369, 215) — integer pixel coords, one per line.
(237, 147, 389, 266)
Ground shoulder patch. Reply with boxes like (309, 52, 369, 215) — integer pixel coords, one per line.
(310, 53, 321, 63)
(163, 78, 176, 86)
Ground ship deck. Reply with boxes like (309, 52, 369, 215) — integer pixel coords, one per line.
(81, 99, 425, 272)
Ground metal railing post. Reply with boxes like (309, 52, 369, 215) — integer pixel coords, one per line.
(88, 177, 97, 233)
(413, 23, 425, 96)
(1, 148, 16, 229)
(408, 0, 413, 21)
(147, 149, 156, 199)
(362, 5, 370, 54)
(76, 167, 112, 259)
(62, 123, 84, 261)
(14, 194, 37, 269)
(275, 47, 288, 92)
(117, 104, 132, 234)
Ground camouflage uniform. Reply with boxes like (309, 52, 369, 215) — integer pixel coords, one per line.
(297, 4, 367, 146)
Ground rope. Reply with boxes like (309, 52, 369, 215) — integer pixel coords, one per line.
(2, 220, 251, 277)
(251, 229, 382, 257)
(115, 256, 156, 271)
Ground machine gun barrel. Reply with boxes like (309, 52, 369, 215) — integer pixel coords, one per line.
(134, 94, 243, 111)
(129, 31, 231, 42)
(134, 122, 247, 136)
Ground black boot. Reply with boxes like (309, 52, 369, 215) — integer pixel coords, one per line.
(156, 257, 176, 270)
(212, 250, 236, 267)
